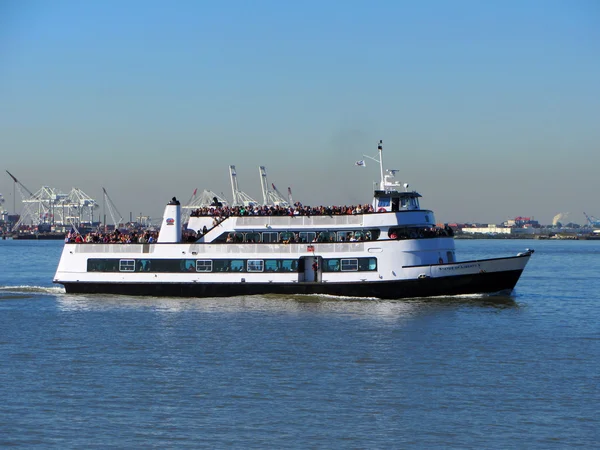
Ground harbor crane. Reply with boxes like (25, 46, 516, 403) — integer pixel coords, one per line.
(6, 170, 99, 230)
(258, 166, 289, 207)
(583, 212, 600, 228)
(102, 187, 124, 229)
(229, 165, 258, 207)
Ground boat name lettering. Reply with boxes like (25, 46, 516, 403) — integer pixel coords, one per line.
(438, 263, 480, 271)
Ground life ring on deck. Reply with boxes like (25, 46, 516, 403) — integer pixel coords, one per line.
(378, 207, 387, 213)
(438, 257, 444, 264)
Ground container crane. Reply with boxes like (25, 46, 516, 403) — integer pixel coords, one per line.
(258, 166, 289, 207)
(229, 165, 258, 207)
(583, 212, 600, 228)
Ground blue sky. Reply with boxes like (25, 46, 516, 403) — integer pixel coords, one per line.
(1, 0, 599, 225)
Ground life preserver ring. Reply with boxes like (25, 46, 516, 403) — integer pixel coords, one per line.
(378, 207, 387, 213)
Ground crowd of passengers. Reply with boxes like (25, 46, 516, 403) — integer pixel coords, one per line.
(190, 202, 376, 218)
(66, 226, 453, 244)
(389, 226, 454, 239)
(65, 229, 161, 244)
(225, 230, 375, 244)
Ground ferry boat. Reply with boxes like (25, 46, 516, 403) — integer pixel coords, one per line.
(53, 141, 533, 299)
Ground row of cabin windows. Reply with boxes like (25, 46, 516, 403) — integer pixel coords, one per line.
(387, 226, 451, 240)
(87, 257, 378, 273)
(215, 229, 381, 244)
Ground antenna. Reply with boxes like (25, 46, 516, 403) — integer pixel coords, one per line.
(377, 140, 385, 190)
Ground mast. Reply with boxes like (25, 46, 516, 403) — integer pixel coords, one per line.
(378, 140, 385, 190)
(229, 165, 239, 206)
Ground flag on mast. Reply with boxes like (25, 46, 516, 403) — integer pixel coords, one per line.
(355, 160, 366, 167)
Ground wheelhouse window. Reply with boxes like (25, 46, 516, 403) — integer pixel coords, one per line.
(378, 198, 390, 208)
(119, 259, 135, 272)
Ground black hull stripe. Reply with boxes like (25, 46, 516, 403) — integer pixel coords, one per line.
(59, 270, 524, 300)
(404, 254, 530, 268)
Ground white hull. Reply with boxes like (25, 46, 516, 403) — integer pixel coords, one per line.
(53, 141, 534, 300)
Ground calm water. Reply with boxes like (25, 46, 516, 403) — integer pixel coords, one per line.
(0, 239, 598, 448)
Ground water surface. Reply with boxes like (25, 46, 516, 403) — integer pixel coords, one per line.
(0, 239, 598, 448)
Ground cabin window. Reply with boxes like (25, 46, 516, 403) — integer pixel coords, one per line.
(317, 231, 336, 243)
(283, 259, 299, 272)
(341, 259, 359, 271)
(181, 259, 197, 272)
(298, 231, 316, 243)
(322, 257, 377, 272)
(339, 231, 351, 242)
(87, 258, 305, 273)
(196, 260, 212, 272)
(446, 251, 454, 263)
(119, 259, 135, 272)
(358, 258, 377, 271)
(247, 260, 264, 272)
(379, 198, 390, 207)
(87, 259, 119, 272)
(265, 259, 279, 272)
(245, 232, 261, 243)
(230, 260, 245, 272)
(264, 259, 298, 272)
(324, 259, 340, 272)
(367, 229, 379, 240)
(137, 260, 152, 271)
(151, 260, 185, 272)
(212, 260, 229, 272)
(262, 232, 279, 243)
(279, 232, 294, 243)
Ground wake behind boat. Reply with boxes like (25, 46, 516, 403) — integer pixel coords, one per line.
(53, 141, 533, 299)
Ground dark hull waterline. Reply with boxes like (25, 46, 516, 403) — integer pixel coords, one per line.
(59, 269, 524, 299)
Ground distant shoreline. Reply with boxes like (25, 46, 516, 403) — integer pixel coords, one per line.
(455, 233, 599, 240)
